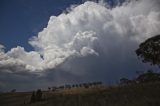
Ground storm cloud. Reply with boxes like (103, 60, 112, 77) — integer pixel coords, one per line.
(0, 0, 160, 91)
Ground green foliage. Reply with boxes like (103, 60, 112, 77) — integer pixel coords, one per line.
(119, 70, 160, 85)
(136, 70, 160, 83)
(136, 35, 160, 66)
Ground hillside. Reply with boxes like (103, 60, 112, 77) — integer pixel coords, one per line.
(0, 82, 160, 106)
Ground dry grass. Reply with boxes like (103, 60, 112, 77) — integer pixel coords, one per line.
(0, 82, 160, 106)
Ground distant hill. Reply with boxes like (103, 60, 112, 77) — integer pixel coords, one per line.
(0, 82, 160, 106)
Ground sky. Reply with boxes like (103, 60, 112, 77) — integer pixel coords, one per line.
(0, 0, 83, 51)
(0, 0, 121, 51)
(0, 0, 160, 91)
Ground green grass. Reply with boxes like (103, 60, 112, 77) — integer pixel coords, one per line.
(1, 82, 160, 106)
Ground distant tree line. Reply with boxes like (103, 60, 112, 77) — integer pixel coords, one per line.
(120, 70, 160, 85)
(48, 81, 103, 92)
(29, 82, 102, 104)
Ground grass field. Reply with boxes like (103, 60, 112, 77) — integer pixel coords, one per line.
(0, 82, 160, 106)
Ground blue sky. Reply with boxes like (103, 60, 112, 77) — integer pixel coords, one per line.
(0, 0, 83, 51)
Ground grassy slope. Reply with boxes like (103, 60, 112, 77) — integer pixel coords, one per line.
(0, 82, 160, 106)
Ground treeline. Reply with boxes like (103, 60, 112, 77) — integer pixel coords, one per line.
(119, 70, 160, 85)
(48, 81, 103, 91)
(29, 81, 103, 104)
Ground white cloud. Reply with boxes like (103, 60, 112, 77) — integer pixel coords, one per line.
(7, 46, 44, 71)
(0, 0, 160, 74)
(0, 44, 5, 52)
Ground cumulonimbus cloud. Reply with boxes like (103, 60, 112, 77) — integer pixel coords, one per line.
(0, 0, 160, 74)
